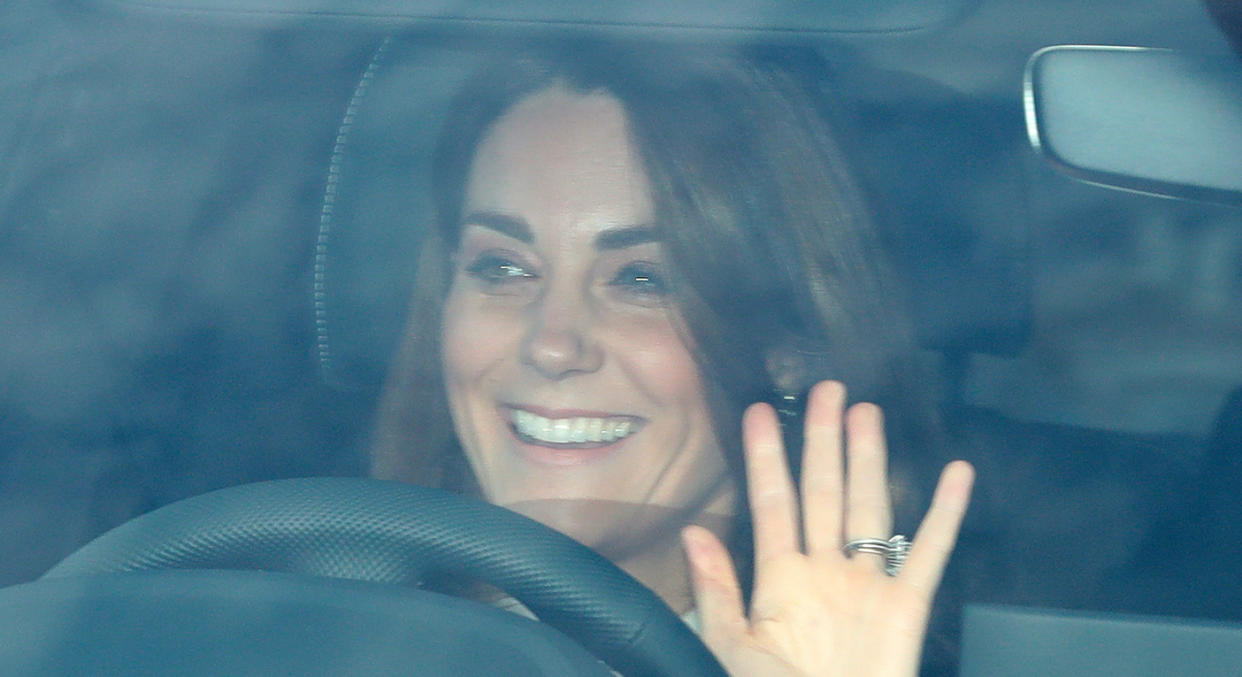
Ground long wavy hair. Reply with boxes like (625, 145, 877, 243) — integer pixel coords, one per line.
(369, 37, 944, 577)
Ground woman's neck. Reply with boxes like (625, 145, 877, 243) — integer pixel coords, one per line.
(613, 532, 696, 615)
(612, 508, 735, 616)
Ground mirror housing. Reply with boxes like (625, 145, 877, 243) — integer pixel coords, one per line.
(1025, 45, 1242, 205)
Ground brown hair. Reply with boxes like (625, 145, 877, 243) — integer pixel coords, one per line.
(369, 38, 943, 563)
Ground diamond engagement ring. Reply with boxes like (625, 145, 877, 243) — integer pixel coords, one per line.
(842, 535, 911, 576)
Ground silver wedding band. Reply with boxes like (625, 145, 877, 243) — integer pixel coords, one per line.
(842, 535, 911, 576)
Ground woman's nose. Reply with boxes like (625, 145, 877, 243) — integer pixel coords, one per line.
(520, 290, 604, 379)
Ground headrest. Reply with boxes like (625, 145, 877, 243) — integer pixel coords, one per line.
(313, 40, 484, 389)
(830, 58, 1031, 357)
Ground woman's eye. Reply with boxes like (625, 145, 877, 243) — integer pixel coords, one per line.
(463, 254, 535, 285)
(609, 262, 670, 301)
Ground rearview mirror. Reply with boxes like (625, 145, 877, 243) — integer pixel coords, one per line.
(1025, 45, 1242, 205)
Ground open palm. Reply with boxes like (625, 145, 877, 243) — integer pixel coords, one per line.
(682, 380, 975, 677)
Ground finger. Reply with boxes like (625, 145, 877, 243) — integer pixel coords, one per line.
(901, 460, 975, 596)
(681, 525, 748, 645)
(800, 380, 847, 556)
(844, 402, 894, 543)
(742, 402, 800, 563)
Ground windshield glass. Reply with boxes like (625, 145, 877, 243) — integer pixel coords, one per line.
(2, 1, 1241, 674)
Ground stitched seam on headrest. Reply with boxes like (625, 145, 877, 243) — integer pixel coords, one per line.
(314, 37, 393, 386)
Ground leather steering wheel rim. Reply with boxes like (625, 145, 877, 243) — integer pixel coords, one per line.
(43, 477, 726, 677)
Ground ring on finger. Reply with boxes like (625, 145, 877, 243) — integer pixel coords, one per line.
(842, 535, 911, 576)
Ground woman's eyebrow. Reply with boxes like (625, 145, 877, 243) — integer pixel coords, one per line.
(461, 211, 533, 242)
(595, 225, 661, 251)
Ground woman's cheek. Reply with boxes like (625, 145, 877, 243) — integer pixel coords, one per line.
(443, 293, 520, 371)
(610, 312, 704, 398)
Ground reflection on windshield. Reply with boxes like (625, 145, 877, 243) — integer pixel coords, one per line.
(1, 3, 1241, 676)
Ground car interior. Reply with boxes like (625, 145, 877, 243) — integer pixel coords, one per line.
(1, 0, 1241, 674)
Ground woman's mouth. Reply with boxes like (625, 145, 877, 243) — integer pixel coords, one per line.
(504, 407, 643, 465)
(511, 409, 638, 445)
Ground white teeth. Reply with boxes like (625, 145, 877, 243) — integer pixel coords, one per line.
(552, 418, 571, 443)
(570, 418, 588, 443)
(512, 410, 637, 445)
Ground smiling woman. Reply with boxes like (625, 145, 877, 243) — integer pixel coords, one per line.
(440, 85, 734, 608)
(369, 39, 974, 675)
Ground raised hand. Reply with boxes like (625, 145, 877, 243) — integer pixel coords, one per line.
(681, 380, 974, 677)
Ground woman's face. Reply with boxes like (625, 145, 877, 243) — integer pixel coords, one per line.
(440, 85, 736, 556)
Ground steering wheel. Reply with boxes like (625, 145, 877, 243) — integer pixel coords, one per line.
(30, 477, 727, 676)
